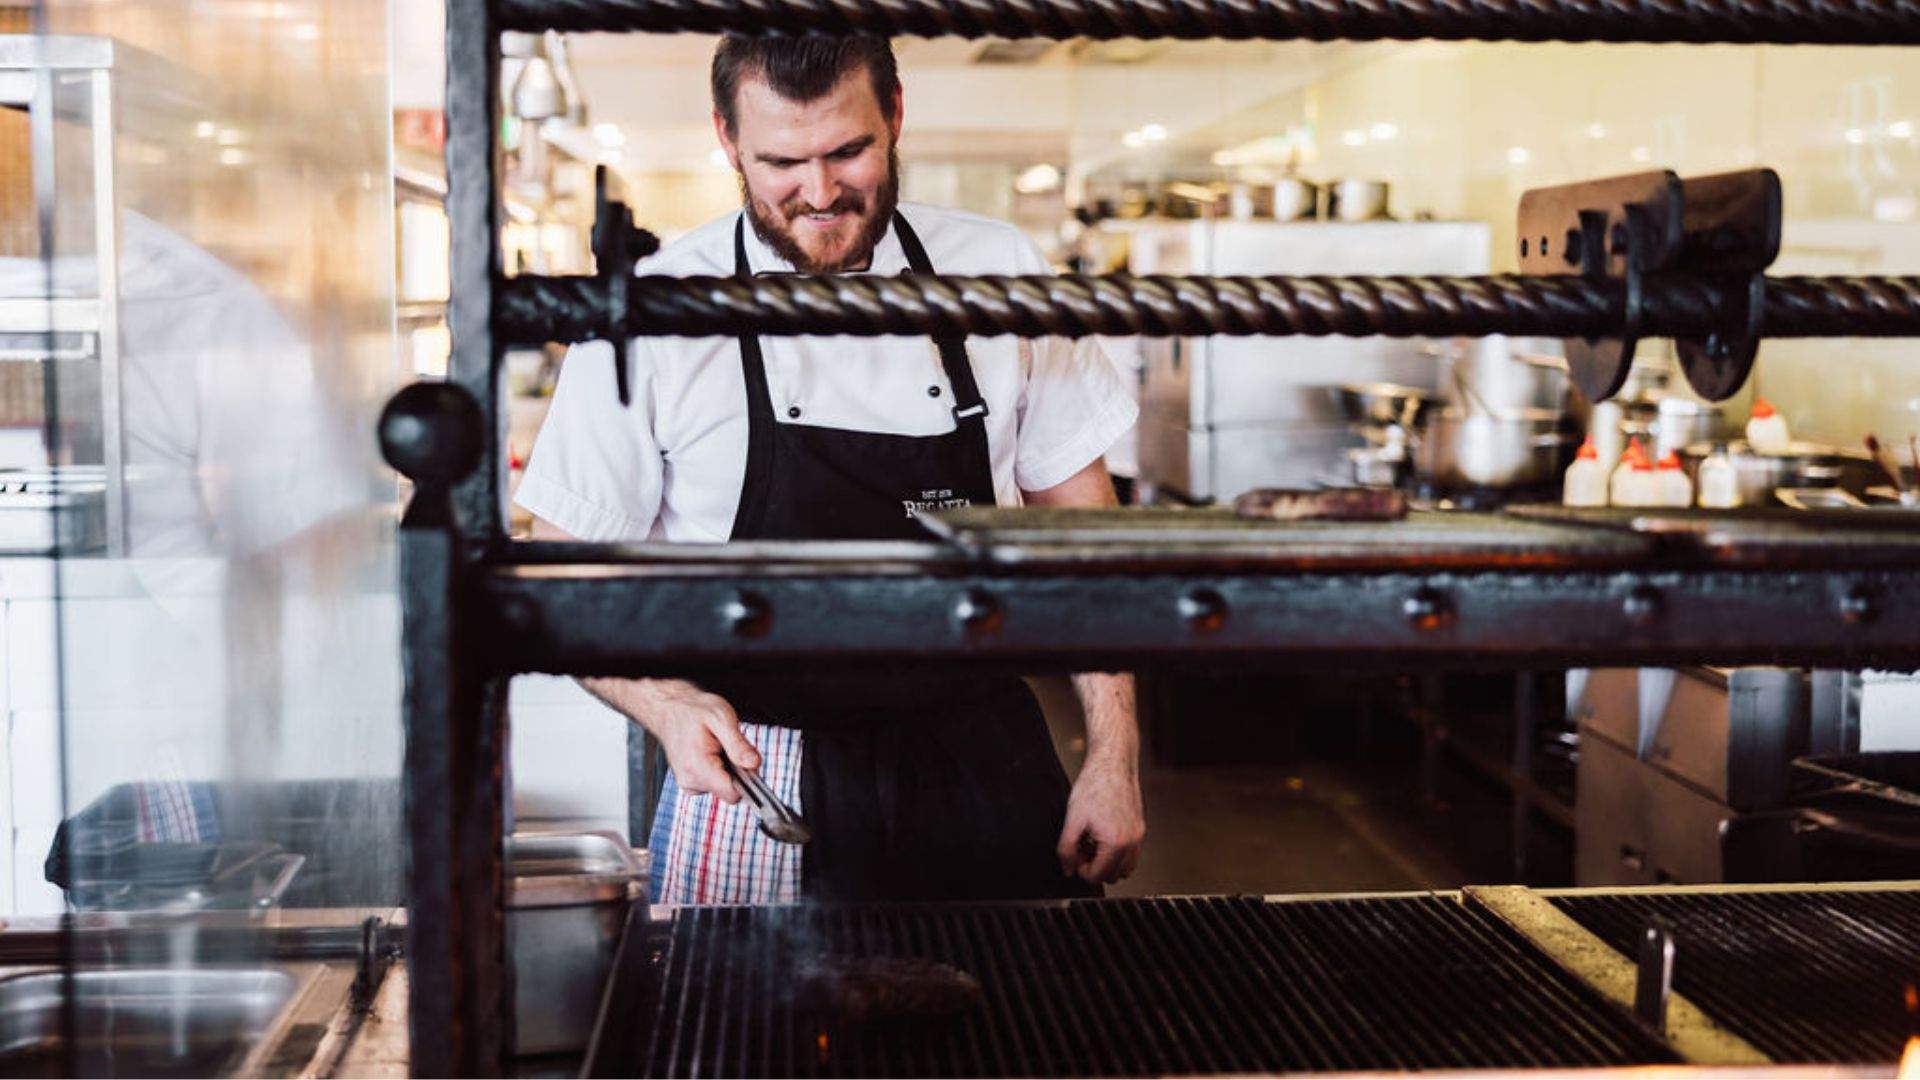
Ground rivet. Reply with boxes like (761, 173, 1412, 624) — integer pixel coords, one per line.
(1839, 585, 1877, 625)
(1403, 588, 1454, 631)
(787, 405, 801, 419)
(928, 386, 942, 398)
(1623, 586, 1663, 626)
(954, 588, 1002, 634)
(498, 596, 537, 632)
(1177, 588, 1228, 633)
(721, 590, 772, 638)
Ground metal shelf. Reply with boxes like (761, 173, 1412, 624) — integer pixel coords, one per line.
(0, 298, 102, 335)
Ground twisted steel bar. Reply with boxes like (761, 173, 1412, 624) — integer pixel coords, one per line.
(494, 272, 1920, 342)
(500, 0, 1920, 44)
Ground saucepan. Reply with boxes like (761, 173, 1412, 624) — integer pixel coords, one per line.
(1417, 407, 1572, 488)
(1329, 382, 1440, 430)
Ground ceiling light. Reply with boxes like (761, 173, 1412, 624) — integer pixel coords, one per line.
(1506, 146, 1531, 165)
(1369, 122, 1398, 141)
(1844, 127, 1867, 145)
(218, 148, 250, 167)
(1014, 163, 1062, 195)
(1140, 123, 1167, 142)
(593, 123, 626, 148)
(1122, 130, 1148, 149)
(1629, 146, 1651, 162)
(194, 121, 216, 139)
(291, 22, 319, 40)
(1585, 122, 1607, 139)
(1341, 130, 1366, 147)
(1892, 120, 1915, 139)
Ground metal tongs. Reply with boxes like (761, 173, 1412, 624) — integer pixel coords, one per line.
(723, 759, 812, 845)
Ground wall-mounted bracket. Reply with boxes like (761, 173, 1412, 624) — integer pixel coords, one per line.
(1517, 168, 1779, 403)
(589, 165, 660, 406)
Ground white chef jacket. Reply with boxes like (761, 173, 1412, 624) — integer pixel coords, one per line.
(516, 202, 1139, 542)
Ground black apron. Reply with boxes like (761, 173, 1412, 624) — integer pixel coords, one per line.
(713, 211, 1096, 903)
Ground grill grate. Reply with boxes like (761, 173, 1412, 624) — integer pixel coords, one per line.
(1553, 888, 1920, 1064)
(602, 896, 1677, 1077)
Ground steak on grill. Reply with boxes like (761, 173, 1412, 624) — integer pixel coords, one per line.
(792, 955, 984, 1023)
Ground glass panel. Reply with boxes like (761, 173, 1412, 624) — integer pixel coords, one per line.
(6, 1, 403, 1074)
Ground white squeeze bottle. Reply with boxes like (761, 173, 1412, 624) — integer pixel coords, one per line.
(1746, 397, 1790, 453)
(1610, 440, 1648, 506)
(1563, 436, 1609, 507)
(1656, 451, 1694, 507)
(1697, 445, 1740, 508)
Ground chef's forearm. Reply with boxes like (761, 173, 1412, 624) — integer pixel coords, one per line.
(1071, 672, 1138, 771)
(578, 676, 689, 736)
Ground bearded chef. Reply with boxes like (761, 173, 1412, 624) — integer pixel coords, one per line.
(517, 34, 1144, 904)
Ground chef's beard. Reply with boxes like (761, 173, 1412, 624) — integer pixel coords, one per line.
(743, 145, 900, 274)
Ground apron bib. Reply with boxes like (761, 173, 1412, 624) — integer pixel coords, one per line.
(650, 212, 1093, 904)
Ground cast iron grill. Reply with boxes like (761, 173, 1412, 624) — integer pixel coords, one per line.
(1553, 888, 1920, 1063)
(604, 896, 1677, 1077)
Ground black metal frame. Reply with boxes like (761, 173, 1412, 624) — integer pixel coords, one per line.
(392, 1, 1920, 1074)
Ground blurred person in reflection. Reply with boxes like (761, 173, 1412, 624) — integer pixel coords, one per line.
(518, 35, 1143, 904)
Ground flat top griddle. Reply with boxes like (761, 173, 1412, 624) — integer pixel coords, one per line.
(588, 895, 1677, 1077)
(918, 507, 1656, 571)
(1552, 888, 1920, 1065)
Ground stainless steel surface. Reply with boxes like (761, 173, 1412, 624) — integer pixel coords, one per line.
(1330, 381, 1439, 429)
(1128, 220, 1490, 498)
(723, 760, 811, 845)
(1573, 666, 1812, 886)
(1326, 178, 1390, 221)
(506, 831, 643, 1057)
(1417, 408, 1570, 488)
(1654, 397, 1725, 458)
(0, 966, 306, 1077)
(506, 830, 642, 905)
(1450, 339, 1573, 414)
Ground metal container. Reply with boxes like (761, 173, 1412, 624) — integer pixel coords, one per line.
(1272, 177, 1320, 221)
(1326, 179, 1390, 222)
(1653, 397, 1726, 458)
(507, 830, 644, 1056)
(1417, 407, 1571, 488)
(0, 967, 305, 1077)
(1329, 382, 1439, 430)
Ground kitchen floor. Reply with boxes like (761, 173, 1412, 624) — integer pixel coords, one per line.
(1032, 674, 1565, 896)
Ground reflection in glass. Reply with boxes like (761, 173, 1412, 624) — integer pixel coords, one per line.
(4, 2, 404, 1075)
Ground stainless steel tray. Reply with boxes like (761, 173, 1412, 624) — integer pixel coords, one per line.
(0, 966, 311, 1078)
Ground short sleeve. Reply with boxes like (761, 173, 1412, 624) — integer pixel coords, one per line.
(515, 339, 664, 541)
(1006, 237, 1140, 493)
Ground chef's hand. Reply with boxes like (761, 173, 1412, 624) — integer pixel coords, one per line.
(1056, 756, 1145, 885)
(593, 677, 760, 804)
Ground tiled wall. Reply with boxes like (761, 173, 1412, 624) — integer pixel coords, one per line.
(1212, 43, 1920, 445)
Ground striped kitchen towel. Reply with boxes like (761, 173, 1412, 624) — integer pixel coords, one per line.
(650, 722, 802, 905)
(133, 751, 219, 843)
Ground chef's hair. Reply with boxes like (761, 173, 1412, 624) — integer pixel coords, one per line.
(712, 35, 900, 136)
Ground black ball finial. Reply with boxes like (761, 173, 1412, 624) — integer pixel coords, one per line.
(378, 382, 484, 488)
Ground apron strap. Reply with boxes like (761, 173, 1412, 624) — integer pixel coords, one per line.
(731, 214, 776, 539)
(891, 212, 991, 427)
